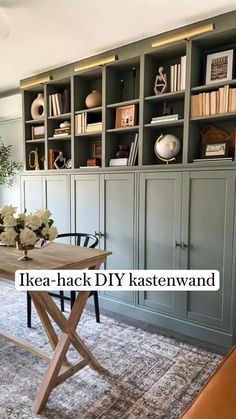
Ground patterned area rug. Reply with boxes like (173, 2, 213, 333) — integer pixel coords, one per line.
(0, 282, 222, 419)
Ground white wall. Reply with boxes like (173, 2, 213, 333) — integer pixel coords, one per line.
(0, 94, 23, 210)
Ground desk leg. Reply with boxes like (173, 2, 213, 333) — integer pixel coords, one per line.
(32, 264, 103, 414)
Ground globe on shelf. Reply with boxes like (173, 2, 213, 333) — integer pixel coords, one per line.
(154, 134, 181, 164)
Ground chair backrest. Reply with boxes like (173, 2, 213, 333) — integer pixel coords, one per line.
(57, 233, 99, 248)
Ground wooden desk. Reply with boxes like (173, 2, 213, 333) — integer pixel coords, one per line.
(0, 243, 111, 414)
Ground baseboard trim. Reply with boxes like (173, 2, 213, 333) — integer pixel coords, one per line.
(98, 296, 232, 349)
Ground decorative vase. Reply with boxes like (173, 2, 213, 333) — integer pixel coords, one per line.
(31, 93, 45, 120)
(85, 90, 102, 108)
(16, 242, 35, 261)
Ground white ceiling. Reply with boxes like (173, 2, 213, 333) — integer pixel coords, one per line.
(0, 0, 236, 95)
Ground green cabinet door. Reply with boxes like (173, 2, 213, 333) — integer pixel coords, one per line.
(100, 173, 136, 304)
(181, 170, 235, 331)
(138, 171, 182, 314)
(45, 175, 70, 236)
(71, 174, 100, 236)
(20, 175, 44, 212)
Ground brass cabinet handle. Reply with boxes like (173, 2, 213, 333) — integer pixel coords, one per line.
(175, 241, 182, 248)
(181, 242, 188, 250)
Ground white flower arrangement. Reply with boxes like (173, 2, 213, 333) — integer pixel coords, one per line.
(0, 205, 58, 247)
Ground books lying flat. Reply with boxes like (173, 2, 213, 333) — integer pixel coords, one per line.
(80, 165, 100, 169)
(193, 157, 233, 163)
(109, 158, 128, 166)
(151, 114, 180, 124)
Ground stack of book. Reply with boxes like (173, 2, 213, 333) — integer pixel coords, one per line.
(193, 157, 233, 163)
(170, 56, 186, 92)
(75, 113, 102, 134)
(86, 122, 102, 133)
(150, 114, 181, 124)
(109, 134, 139, 167)
(191, 85, 236, 117)
(53, 127, 71, 138)
(49, 89, 70, 116)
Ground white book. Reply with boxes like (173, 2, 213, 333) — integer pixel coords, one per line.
(109, 158, 128, 166)
(49, 95, 52, 117)
(177, 63, 181, 91)
(128, 142, 134, 166)
(173, 64, 178, 92)
(170, 65, 174, 92)
(180, 55, 186, 90)
(152, 113, 179, 121)
(131, 134, 139, 166)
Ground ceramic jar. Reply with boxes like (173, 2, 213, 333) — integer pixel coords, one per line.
(31, 93, 45, 120)
(85, 90, 102, 108)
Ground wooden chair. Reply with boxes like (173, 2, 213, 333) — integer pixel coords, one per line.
(27, 233, 100, 327)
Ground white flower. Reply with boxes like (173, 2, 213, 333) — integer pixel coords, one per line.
(41, 224, 49, 237)
(17, 213, 26, 221)
(35, 209, 51, 224)
(20, 227, 37, 246)
(0, 228, 17, 246)
(26, 214, 42, 230)
(48, 226, 58, 241)
(3, 215, 17, 227)
(0, 205, 17, 218)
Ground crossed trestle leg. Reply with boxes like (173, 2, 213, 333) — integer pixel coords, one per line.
(30, 267, 103, 414)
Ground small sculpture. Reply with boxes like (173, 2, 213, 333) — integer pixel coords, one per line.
(154, 67, 167, 95)
(29, 148, 40, 170)
(54, 151, 66, 169)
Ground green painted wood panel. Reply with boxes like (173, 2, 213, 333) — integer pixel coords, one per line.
(138, 171, 182, 314)
(45, 175, 70, 236)
(20, 175, 44, 213)
(181, 170, 235, 331)
(100, 172, 135, 304)
(71, 174, 100, 236)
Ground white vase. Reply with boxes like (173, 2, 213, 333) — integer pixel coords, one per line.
(31, 93, 45, 120)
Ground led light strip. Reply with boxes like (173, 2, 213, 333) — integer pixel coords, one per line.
(74, 55, 118, 72)
(151, 23, 214, 48)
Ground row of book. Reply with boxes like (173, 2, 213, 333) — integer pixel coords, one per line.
(150, 114, 181, 124)
(109, 134, 139, 167)
(191, 85, 236, 117)
(75, 113, 102, 134)
(49, 89, 70, 116)
(170, 56, 186, 92)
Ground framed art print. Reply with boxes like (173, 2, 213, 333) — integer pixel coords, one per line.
(205, 49, 234, 85)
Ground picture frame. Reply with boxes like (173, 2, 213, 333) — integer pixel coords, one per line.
(201, 142, 229, 159)
(31, 125, 45, 140)
(205, 49, 234, 85)
(115, 104, 137, 129)
(91, 140, 102, 160)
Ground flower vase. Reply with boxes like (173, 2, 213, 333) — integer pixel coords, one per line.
(16, 243, 34, 261)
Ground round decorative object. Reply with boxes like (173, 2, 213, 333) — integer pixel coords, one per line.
(60, 121, 71, 128)
(154, 134, 181, 163)
(31, 93, 45, 120)
(85, 90, 102, 108)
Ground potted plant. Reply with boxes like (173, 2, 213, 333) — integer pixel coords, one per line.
(0, 139, 23, 187)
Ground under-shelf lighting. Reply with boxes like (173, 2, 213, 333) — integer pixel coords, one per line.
(74, 55, 118, 72)
(151, 23, 214, 48)
(20, 75, 53, 90)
